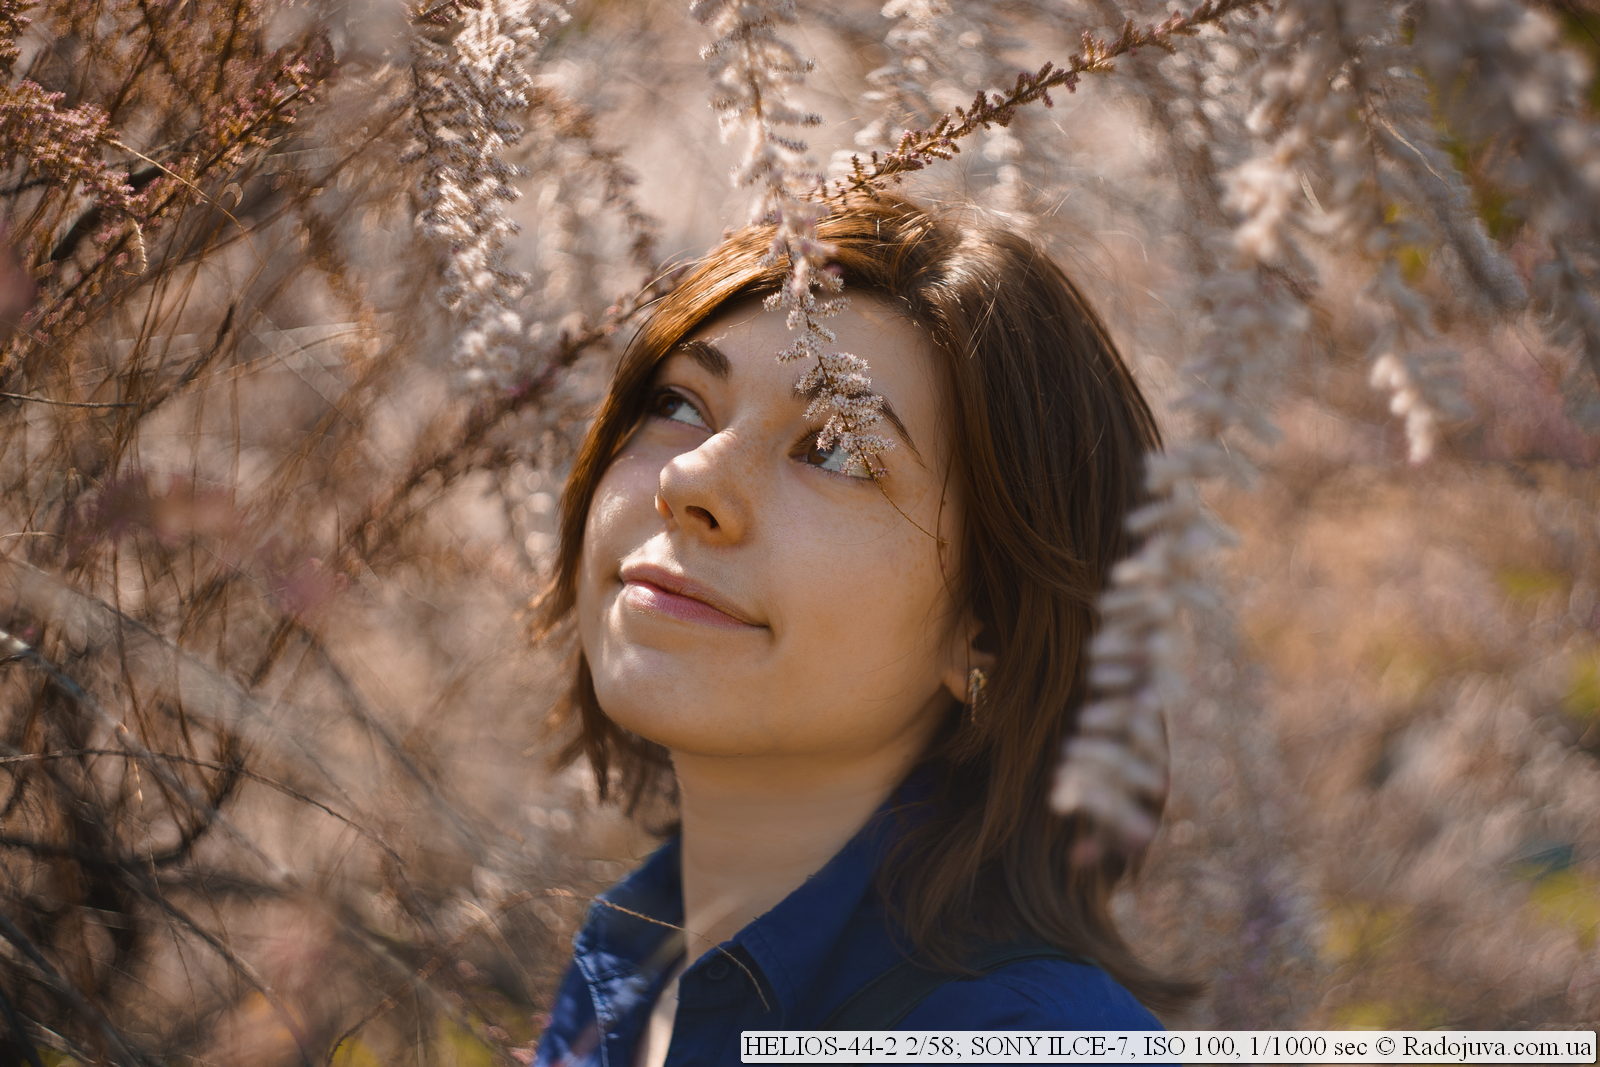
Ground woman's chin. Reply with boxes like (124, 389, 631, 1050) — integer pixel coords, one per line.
(589, 672, 747, 751)
(602, 711, 771, 759)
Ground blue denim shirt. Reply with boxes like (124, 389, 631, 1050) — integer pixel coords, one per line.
(534, 773, 1165, 1067)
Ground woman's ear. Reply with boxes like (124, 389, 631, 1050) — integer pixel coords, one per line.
(940, 611, 997, 707)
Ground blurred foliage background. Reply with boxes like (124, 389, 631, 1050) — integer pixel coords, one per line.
(0, 0, 1597, 1062)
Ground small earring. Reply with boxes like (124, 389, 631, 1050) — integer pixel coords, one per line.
(965, 666, 987, 727)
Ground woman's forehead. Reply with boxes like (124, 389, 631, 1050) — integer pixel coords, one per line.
(686, 291, 921, 344)
(671, 295, 949, 468)
(676, 296, 944, 395)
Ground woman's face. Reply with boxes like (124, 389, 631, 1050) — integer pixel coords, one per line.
(575, 295, 980, 765)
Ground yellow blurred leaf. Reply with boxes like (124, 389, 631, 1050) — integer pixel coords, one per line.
(1564, 651, 1600, 721)
(1332, 1000, 1395, 1029)
(1331, 998, 1446, 1035)
(1397, 243, 1430, 284)
(1528, 870, 1600, 949)
(1378, 203, 1434, 283)
(329, 1037, 384, 1067)
(439, 1018, 499, 1067)
(1320, 904, 1404, 964)
(1496, 567, 1565, 603)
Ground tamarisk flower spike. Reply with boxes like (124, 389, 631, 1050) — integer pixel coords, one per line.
(407, 0, 571, 389)
(1051, 3, 1297, 869)
(694, 0, 894, 477)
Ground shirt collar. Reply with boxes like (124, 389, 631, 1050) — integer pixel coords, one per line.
(575, 762, 938, 1024)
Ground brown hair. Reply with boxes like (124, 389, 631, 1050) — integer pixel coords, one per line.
(535, 193, 1199, 1013)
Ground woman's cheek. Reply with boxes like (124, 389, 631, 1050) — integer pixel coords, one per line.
(591, 451, 656, 528)
(823, 541, 937, 659)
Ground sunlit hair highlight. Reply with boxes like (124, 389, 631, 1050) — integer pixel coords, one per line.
(534, 193, 1200, 1013)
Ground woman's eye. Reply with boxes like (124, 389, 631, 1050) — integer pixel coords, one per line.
(646, 387, 709, 429)
(802, 434, 873, 479)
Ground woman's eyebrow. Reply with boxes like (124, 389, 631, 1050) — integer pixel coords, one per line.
(670, 339, 923, 461)
(675, 339, 731, 379)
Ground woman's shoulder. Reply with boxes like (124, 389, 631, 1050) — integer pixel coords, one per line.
(896, 956, 1166, 1030)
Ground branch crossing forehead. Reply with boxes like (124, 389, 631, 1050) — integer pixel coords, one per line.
(693, 0, 896, 477)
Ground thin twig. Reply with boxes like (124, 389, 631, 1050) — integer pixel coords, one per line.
(0, 391, 139, 408)
(826, 0, 1269, 199)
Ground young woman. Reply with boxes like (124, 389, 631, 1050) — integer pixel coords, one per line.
(532, 194, 1198, 1067)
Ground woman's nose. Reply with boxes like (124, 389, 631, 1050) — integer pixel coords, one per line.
(654, 432, 751, 542)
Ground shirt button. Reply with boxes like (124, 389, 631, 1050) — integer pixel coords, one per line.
(703, 958, 733, 981)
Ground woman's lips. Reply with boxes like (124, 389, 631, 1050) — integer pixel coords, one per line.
(617, 562, 763, 629)
(621, 579, 762, 629)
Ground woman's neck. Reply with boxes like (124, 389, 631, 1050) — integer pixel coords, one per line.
(670, 749, 916, 964)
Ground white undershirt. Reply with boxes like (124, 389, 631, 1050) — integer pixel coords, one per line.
(632, 952, 691, 1067)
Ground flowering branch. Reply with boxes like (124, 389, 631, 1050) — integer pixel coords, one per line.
(0, 82, 138, 228)
(407, 0, 570, 389)
(0, 47, 323, 344)
(0, 0, 28, 77)
(829, 0, 1270, 200)
(1052, 2, 1310, 864)
(1054, 0, 1583, 867)
(692, 0, 894, 472)
(344, 270, 680, 565)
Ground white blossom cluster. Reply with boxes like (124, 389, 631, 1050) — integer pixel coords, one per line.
(408, 0, 569, 388)
(1058, 0, 1592, 868)
(693, 0, 894, 467)
(1040, 0, 1599, 1016)
(1048, 10, 1292, 861)
(1238, 0, 1455, 464)
(1056, 0, 1475, 860)
(1051, 246, 1299, 857)
(1034, 17, 1335, 1012)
